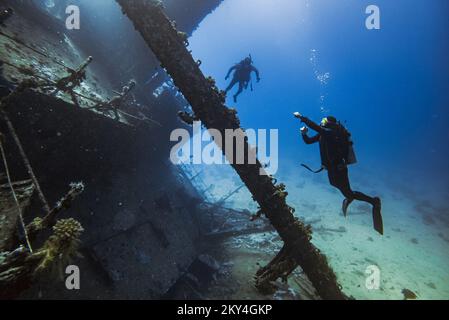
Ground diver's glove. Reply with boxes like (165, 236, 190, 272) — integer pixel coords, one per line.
(225, 75, 229, 80)
(257, 77, 261, 83)
(300, 126, 309, 135)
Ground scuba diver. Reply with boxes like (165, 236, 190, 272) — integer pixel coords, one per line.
(294, 112, 383, 235)
(225, 55, 260, 103)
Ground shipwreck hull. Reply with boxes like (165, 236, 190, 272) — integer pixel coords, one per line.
(0, 0, 227, 299)
(1, 89, 204, 298)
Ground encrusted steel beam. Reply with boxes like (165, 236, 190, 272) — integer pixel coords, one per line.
(117, 0, 347, 300)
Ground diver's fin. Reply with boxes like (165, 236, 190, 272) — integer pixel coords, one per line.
(372, 197, 384, 235)
(342, 198, 352, 218)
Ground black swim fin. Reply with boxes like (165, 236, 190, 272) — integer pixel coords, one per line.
(372, 197, 383, 235)
(342, 198, 352, 218)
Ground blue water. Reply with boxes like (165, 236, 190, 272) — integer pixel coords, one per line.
(189, 0, 449, 201)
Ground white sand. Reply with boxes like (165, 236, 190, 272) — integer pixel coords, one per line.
(185, 160, 449, 300)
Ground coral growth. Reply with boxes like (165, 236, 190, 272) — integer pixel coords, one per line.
(32, 218, 84, 275)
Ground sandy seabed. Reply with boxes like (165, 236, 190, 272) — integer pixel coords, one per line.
(186, 160, 449, 300)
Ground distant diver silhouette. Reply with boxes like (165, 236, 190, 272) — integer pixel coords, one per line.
(294, 112, 383, 235)
(225, 55, 260, 103)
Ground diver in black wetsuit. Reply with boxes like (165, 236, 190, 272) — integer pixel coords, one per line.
(225, 56, 260, 103)
(294, 112, 383, 235)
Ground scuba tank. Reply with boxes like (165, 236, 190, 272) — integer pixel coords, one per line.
(301, 118, 357, 173)
(336, 121, 357, 165)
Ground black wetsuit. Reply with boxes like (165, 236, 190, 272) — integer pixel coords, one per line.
(300, 116, 377, 206)
(225, 62, 260, 101)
